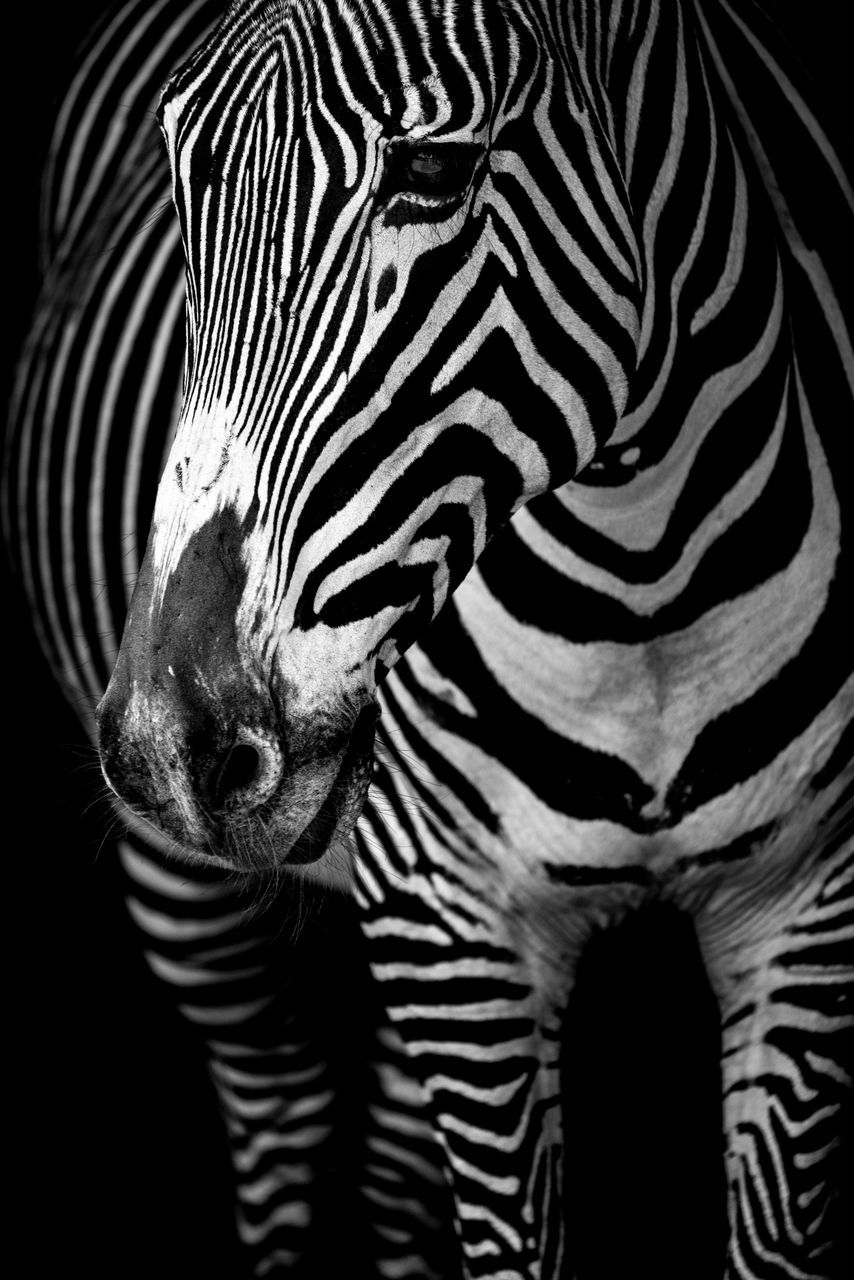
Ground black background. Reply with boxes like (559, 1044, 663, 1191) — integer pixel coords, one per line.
(3, 6, 851, 1279)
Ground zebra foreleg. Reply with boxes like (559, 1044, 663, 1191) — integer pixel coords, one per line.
(418, 1015, 567, 1280)
(362, 1019, 463, 1279)
(371, 933, 579, 1280)
(696, 838, 854, 1280)
(116, 835, 361, 1278)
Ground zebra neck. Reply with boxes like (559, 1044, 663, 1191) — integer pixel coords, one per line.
(551, 0, 809, 570)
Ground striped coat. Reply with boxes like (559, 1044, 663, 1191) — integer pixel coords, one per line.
(5, 3, 853, 1277)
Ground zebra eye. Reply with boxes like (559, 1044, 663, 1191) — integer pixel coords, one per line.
(410, 154, 443, 178)
(380, 141, 482, 206)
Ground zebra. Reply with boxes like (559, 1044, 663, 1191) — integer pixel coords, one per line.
(6, 2, 853, 1278)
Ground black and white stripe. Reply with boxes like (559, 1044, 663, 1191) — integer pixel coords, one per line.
(6, 2, 853, 1277)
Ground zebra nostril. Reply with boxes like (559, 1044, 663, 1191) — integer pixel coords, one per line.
(215, 743, 260, 804)
(211, 738, 280, 813)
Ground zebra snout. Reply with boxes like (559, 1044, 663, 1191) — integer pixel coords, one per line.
(96, 666, 378, 872)
(96, 671, 286, 840)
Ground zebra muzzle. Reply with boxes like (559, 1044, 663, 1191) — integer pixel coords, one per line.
(98, 672, 379, 876)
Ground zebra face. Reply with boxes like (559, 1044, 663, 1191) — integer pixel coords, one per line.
(97, 0, 640, 878)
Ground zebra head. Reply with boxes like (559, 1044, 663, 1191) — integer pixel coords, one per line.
(97, 0, 640, 877)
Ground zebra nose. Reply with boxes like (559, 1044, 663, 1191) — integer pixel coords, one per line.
(205, 731, 284, 816)
(97, 676, 285, 825)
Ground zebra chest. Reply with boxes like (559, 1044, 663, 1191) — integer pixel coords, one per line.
(386, 570, 852, 885)
(407, 583, 754, 789)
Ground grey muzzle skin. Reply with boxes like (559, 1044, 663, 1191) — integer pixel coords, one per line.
(97, 678, 379, 870)
(96, 507, 379, 871)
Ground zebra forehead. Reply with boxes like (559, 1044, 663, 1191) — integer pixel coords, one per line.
(165, 0, 506, 147)
(230, 0, 500, 57)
